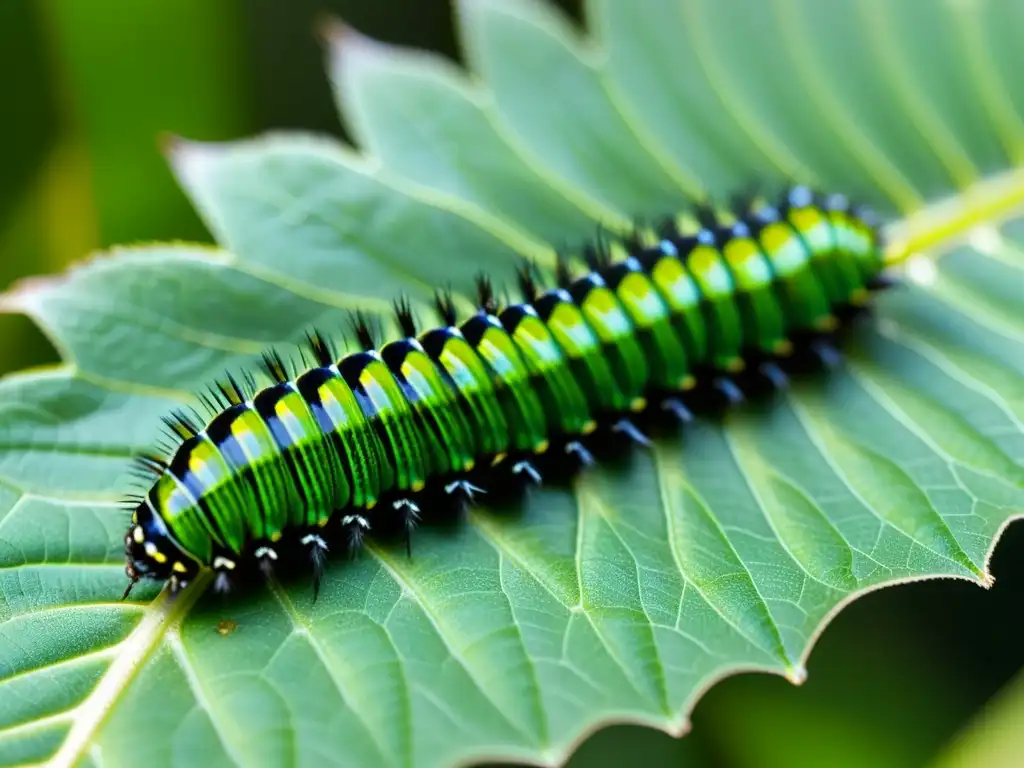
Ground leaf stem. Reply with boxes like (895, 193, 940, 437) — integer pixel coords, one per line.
(884, 165, 1024, 264)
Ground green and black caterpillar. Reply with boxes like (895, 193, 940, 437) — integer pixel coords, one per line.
(122, 185, 892, 599)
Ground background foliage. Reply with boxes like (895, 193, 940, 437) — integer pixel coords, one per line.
(1, 1, 1023, 766)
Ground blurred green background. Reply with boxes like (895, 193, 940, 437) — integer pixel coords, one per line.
(0, 1, 1021, 766)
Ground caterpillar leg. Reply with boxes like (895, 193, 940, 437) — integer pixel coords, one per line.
(254, 544, 279, 579)
(662, 398, 694, 423)
(301, 533, 329, 601)
(392, 498, 421, 558)
(564, 440, 596, 468)
(445, 479, 486, 505)
(511, 459, 543, 485)
(612, 418, 652, 448)
(759, 361, 789, 390)
(809, 339, 842, 368)
(341, 513, 370, 556)
(211, 554, 238, 594)
(713, 377, 745, 405)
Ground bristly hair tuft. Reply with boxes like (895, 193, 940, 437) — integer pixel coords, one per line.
(555, 252, 574, 289)
(516, 260, 541, 302)
(693, 201, 721, 231)
(349, 310, 381, 351)
(582, 227, 613, 271)
(393, 294, 418, 338)
(119, 493, 145, 511)
(474, 273, 499, 315)
(655, 213, 680, 241)
(161, 410, 200, 440)
(434, 288, 458, 326)
(153, 436, 179, 458)
(216, 373, 247, 407)
(729, 180, 762, 217)
(196, 389, 222, 416)
(306, 329, 336, 367)
(242, 369, 259, 396)
(261, 349, 290, 384)
(131, 452, 168, 479)
(622, 217, 647, 254)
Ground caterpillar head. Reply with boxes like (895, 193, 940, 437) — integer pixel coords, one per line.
(123, 499, 200, 598)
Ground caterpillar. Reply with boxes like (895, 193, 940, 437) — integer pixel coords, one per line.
(122, 185, 892, 599)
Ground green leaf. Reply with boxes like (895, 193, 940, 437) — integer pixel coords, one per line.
(324, 21, 604, 243)
(2, 0, 1024, 766)
(928, 667, 1024, 768)
(43, 0, 254, 245)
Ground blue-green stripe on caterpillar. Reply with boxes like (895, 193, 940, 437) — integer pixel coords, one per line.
(122, 185, 893, 600)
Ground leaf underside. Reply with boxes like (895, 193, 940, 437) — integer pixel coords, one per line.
(2, 0, 1024, 766)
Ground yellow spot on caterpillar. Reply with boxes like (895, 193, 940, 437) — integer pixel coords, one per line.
(534, 440, 549, 454)
(681, 375, 697, 391)
(850, 288, 870, 306)
(630, 397, 647, 413)
(366, 498, 377, 510)
(774, 339, 794, 356)
(133, 526, 145, 543)
(463, 459, 475, 472)
(726, 357, 746, 374)
(172, 561, 188, 574)
(491, 452, 507, 466)
(815, 314, 839, 332)
(270, 531, 283, 542)
(216, 619, 238, 637)
(131, 512, 138, 524)
(581, 420, 598, 435)
(412, 479, 426, 492)
(318, 517, 330, 527)
(144, 542, 168, 564)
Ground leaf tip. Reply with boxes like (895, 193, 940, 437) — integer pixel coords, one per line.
(315, 12, 348, 48)
(157, 131, 184, 158)
(163, 135, 219, 190)
(671, 718, 692, 737)
(0, 274, 58, 315)
(318, 12, 387, 73)
(0, 284, 19, 313)
(785, 665, 808, 686)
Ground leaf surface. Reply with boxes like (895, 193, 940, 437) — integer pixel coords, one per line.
(2, 1, 1024, 766)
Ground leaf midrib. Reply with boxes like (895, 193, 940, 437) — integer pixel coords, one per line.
(47, 571, 211, 768)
